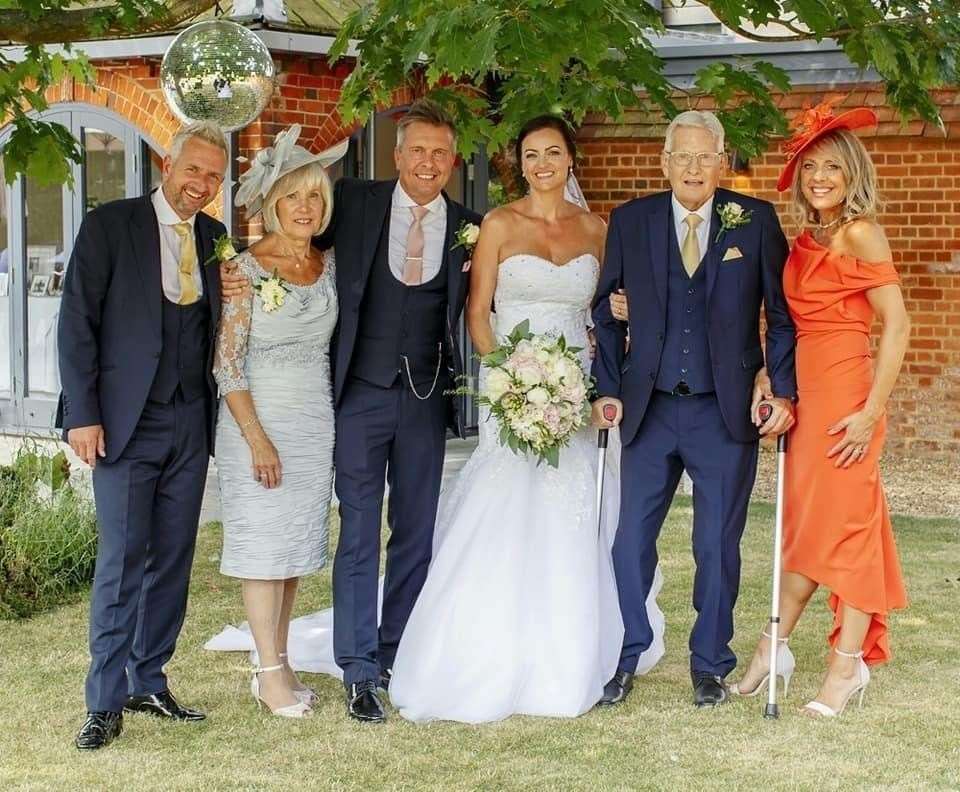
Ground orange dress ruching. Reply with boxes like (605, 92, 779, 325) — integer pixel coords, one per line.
(782, 231, 907, 665)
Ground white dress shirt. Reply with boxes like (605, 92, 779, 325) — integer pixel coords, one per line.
(671, 193, 714, 264)
(388, 181, 447, 284)
(151, 187, 203, 303)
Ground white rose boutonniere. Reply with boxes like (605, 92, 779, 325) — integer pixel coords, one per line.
(453, 220, 481, 254)
(715, 201, 753, 242)
(253, 269, 290, 313)
(205, 234, 240, 266)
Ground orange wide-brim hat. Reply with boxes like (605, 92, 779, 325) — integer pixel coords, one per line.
(776, 102, 878, 192)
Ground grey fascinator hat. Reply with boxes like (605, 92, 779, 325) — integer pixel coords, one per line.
(234, 124, 349, 216)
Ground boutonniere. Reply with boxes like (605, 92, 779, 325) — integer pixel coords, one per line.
(204, 234, 240, 266)
(452, 221, 480, 255)
(253, 270, 290, 313)
(715, 202, 752, 242)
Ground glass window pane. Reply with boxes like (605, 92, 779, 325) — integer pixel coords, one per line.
(24, 177, 64, 399)
(0, 160, 10, 399)
(143, 140, 163, 195)
(84, 127, 125, 211)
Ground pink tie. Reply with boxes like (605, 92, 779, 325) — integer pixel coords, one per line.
(403, 205, 429, 285)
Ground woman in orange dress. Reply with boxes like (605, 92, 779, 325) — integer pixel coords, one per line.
(731, 104, 910, 717)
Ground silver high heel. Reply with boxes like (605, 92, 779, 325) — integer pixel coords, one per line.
(251, 664, 313, 718)
(729, 631, 796, 697)
(801, 648, 871, 718)
(278, 653, 319, 706)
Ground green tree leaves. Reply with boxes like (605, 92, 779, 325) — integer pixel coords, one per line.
(330, 0, 958, 160)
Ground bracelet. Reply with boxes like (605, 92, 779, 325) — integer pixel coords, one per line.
(238, 416, 260, 433)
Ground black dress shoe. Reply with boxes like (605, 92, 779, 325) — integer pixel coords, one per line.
(124, 690, 206, 721)
(378, 668, 392, 692)
(346, 680, 386, 723)
(692, 674, 728, 708)
(75, 711, 122, 750)
(598, 670, 634, 706)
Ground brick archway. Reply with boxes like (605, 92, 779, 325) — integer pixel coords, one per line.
(41, 64, 181, 152)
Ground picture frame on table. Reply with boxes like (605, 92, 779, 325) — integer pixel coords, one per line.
(49, 270, 64, 296)
(30, 274, 51, 296)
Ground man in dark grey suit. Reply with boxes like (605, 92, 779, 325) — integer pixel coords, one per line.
(58, 121, 228, 750)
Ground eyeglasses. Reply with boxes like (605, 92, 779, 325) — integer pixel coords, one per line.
(664, 151, 725, 169)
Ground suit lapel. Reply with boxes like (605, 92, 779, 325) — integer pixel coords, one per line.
(704, 193, 724, 306)
(443, 195, 464, 317)
(359, 180, 394, 290)
(130, 194, 163, 339)
(195, 215, 220, 329)
(648, 194, 670, 317)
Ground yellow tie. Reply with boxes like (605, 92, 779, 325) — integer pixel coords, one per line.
(681, 214, 703, 277)
(173, 222, 199, 306)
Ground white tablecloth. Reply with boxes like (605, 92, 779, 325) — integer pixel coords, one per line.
(0, 296, 61, 397)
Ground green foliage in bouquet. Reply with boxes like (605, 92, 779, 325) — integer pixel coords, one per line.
(0, 444, 98, 620)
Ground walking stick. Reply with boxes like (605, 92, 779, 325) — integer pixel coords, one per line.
(758, 402, 789, 719)
(596, 404, 618, 535)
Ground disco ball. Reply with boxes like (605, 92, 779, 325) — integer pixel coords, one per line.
(160, 20, 276, 132)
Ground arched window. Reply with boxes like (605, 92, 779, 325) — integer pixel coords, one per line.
(0, 106, 168, 432)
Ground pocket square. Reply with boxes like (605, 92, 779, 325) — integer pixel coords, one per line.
(722, 246, 743, 262)
(462, 259, 472, 272)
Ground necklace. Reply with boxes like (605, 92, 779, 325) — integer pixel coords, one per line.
(278, 240, 310, 270)
(815, 214, 845, 231)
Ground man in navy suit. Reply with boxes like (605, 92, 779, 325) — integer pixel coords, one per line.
(591, 111, 797, 708)
(58, 122, 228, 749)
(317, 100, 481, 722)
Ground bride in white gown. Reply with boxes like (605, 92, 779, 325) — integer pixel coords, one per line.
(387, 117, 663, 722)
(206, 116, 665, 722)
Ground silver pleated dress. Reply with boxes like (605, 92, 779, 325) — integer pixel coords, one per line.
(213, 250, 337, 579)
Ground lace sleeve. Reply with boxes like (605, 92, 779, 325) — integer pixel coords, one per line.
(213, 255, 255, 394)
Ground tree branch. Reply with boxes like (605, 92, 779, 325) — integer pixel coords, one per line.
(707, 8, 928, 44)
(0, 1, 219, 45)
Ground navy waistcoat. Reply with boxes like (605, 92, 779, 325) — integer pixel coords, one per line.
(654, 216, 715, 395)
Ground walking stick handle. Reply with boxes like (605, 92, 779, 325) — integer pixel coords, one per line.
(598, 404, 617, 449)
(758, 402, 789, 453)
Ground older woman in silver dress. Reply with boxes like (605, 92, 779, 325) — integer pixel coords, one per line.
(213, 126, 338, 718)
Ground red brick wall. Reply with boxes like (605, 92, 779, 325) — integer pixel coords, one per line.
(577, 85, 960, 458)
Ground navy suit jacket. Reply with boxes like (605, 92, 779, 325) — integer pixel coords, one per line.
(56, 194, 225, 463)
(592, 188, 797, 445)
(316, 178, 482, 437)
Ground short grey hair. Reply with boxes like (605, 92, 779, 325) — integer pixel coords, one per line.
(169, 121, 229, 162)
(395, 98, 458, 150)
(664, 111, 725, 152)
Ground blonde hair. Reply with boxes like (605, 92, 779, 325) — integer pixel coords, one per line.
(790, 130, 881, 227)
(169, 121, 229, 161)
(261, 161, 334, 236)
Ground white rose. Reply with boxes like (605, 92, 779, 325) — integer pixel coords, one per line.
(535, 349, 551, 363)
(724, 202, 744, 219)
(527, 387, 550, 407)
(463, 224, 480, 245)
(515, 362, 543, 387)
(484, 368, 512, 402)
(259, 280, 286, 312)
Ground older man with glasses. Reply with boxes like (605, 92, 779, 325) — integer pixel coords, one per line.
(591, 110, 797, 708)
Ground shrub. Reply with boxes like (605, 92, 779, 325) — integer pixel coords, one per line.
(0, 445, 98, 619)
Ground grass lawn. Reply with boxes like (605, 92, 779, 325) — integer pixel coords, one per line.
(1, 496, 958, 791)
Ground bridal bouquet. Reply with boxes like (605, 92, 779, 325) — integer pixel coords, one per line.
(474, 320, 592, 468)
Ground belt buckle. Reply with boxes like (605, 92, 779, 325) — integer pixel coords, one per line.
(672, 381, 691, 396)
